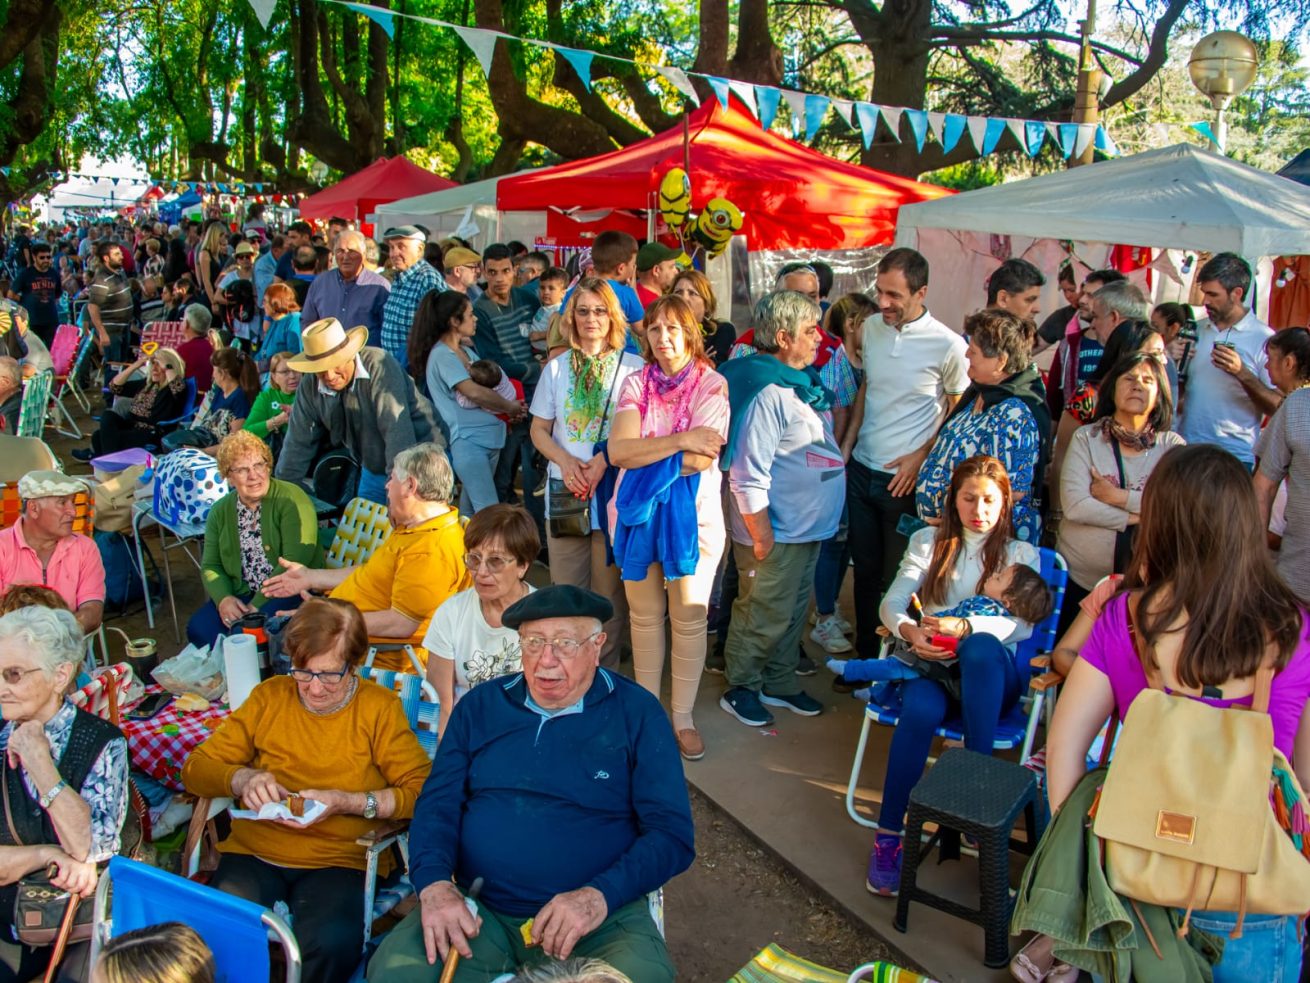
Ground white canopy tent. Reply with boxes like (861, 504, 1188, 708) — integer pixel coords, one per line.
(370, 175, 543, 248)
(45, 177, 151, 222)
(893, 143, 1310, 331)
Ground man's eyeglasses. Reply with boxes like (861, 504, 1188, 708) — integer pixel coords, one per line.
(0, 667, 44, 685)
(464, 553, 515, 573)
(520, 633, 600, 658)
(289, 667, 350, 685)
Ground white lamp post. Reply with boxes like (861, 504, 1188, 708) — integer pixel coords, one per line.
(1187, 31, 1259, 154)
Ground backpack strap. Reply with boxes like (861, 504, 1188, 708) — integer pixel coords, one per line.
(1251, 666, 1275, 715)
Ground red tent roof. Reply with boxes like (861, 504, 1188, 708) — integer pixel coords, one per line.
(496, 99, 950, 250)
(299, 156, 458, 222)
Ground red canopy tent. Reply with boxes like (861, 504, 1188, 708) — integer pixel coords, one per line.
(495, 98, 949, 250)
(298, 157, 458, 228)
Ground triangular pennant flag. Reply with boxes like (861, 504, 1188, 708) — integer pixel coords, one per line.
(0, 167, 9, 177)
(344, 2, 395, 39)
(830, 99, 855, 128)
(780, 90, 808, 136)
(453, 25, 498, 78)
(941, 114, 966, 154)
(982, 117, 1007, 155)
(803, 94, 830, 142)
(1073, 123, 1096, 158)
(1094, 126, 1118, 156)
(1024, 120, 1046, 157)
(1057, 123, 1079, 158)
(1005, 118, 1026, 148)
(247, 0, 276, 29)
(927, 112, 946, 146)
(756, 87, 781, 130)
(879, 107, 903, 143)
(854, 103, 879, 149)
(904, 109, 928, 152)
(728, 81, 757, 119)
(654, 66, 699, 106)
(965, 116, 989, 152)
(111, 177, 120, 186)
(1187, 121, 1217, 145)
(554, 46, 594, 91)
(704, 75, 731, 110)
(255, 183, 264, 192)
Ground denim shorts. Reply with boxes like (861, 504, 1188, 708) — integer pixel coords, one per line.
(1187, 911, 1302, 983)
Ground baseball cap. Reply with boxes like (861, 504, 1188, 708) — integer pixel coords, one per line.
(383, 225, 427, 242)
(637, 242, 680, 272)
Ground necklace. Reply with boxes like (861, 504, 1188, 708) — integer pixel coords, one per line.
(299, 675, 358, 716)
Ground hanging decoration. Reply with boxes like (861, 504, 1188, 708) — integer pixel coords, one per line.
(657, 168, 742, 263)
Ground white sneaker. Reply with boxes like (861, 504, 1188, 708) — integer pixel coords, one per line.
(810, 615, 853, 654)
(832, 611, 854, 635)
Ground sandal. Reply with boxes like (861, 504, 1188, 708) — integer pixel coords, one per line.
(1010, 934, 1076, 983)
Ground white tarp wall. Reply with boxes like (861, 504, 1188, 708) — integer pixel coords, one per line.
(47, 178, 150, 222)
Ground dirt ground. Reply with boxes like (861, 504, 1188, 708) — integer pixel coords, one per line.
(49, 402, 913, 983)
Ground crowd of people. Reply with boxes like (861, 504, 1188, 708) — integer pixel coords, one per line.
(0, 203, 1306, 983)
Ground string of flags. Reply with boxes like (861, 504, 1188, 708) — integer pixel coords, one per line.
(0, 165, 303, 203)
(246, 0, 1118, 161)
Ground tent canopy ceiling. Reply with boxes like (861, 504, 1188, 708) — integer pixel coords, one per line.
(299, 156, 457, 222)
(895, 143, 1310, 259)
(495, 99, 949, 251)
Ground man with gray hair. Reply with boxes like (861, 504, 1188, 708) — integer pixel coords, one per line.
(0, 356, 21, 434)
(715, 291, 846, 726)
(263, 441, 469, 672)
(301, 229, 391, 347)
(0, 470, 104, 633)
(177, 302, 216, 393)
(1086, 280, 1149, 347)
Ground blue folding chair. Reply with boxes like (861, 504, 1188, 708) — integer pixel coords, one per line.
(90, 856, 301, 982)
(844, 547, 1068, 829)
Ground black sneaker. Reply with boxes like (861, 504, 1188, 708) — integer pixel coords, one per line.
(719, 687, 774, 727)
(760, 690, 823, 716)
(704, 646, 726, 675)
(796, 650, 818, 676)
(70, 448, 95, 463)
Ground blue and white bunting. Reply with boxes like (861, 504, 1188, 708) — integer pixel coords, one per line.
(756, 86, 781, 130)
(554, 46, 594, 90)
(803, 95, 830, 142)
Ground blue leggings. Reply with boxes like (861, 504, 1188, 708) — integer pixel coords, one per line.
(877, 633, 1022, 834)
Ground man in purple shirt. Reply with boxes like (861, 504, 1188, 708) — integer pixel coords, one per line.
(301, 230, 390, 346)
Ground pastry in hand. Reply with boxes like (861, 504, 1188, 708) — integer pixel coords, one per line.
(284, 795, 306, 818)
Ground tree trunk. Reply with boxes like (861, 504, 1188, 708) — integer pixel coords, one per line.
(728, 0, 783, 85)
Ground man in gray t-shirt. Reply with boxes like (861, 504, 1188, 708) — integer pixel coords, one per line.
(88, 241, 135, 371)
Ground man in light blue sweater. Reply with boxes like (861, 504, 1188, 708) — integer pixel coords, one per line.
(718, 291, 846, 728)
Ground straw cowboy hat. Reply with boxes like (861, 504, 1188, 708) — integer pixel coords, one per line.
(287, 317, 368, 373)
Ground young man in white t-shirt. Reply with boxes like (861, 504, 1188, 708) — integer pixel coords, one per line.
(840, 248, 968, 659)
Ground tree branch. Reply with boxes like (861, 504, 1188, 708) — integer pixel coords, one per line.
(1102, 0, 1189, 107)
(931, 26, 1144, 67)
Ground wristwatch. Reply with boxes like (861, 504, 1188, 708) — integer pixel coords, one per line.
(39, 780, 67, 810)
(363, 791, 378, 820)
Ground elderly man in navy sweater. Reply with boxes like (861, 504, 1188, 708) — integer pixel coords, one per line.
(368, 585, 694, 982)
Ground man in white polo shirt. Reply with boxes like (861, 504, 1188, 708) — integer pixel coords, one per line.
(841, 248, 968, 659)
(1180, 252, 1280, 468)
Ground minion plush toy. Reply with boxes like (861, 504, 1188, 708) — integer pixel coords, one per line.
(689, 198, 744, 256)
(658, 168, 692, 230)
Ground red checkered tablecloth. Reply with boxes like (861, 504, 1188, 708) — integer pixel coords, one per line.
(121, 685, 231, 791)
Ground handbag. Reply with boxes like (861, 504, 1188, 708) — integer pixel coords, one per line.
(1089, 597, 1310, 936)
(547, 360, 622, 540)
(1109, 442, 1137, 574)
(1, 761, 94, 954)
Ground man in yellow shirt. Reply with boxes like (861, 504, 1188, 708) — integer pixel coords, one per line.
(263, 442, 469, 670)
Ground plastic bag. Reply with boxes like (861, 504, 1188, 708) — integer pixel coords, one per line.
(151, 643, 226, 702)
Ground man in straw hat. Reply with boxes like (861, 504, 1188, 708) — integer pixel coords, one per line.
(370, 584, 692, 983)
(275, 317, 440, 505)
(0, 470, 104, 634)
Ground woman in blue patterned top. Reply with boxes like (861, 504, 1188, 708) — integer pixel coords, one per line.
(916, 309, 1050, 543)
(0, 605, 129, 981)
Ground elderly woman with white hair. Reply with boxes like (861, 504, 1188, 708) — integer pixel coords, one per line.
(0, 606, 129, 981)
(264, 442, 470, 672)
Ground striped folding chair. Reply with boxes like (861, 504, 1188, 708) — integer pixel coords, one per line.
(325, 497, 393, 569)
(50, 324, 95, 437)
(15, 368, 53, 437)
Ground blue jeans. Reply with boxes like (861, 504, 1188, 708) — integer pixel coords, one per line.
(877, 633, 1022, 833)
(356, 467, 388, 505)
(450, 438, 501, 515)
(1189, 912, 1302, 982)
(814, 505, 851, 617)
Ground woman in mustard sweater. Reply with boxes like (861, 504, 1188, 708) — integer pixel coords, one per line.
(188, 430, 322, 647)
(182, 598, 431, 983)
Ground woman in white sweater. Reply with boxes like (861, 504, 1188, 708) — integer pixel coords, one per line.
(1057, 351, 1184, 626)
(866, 454, 1041, 898)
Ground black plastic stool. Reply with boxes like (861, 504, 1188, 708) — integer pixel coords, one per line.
(892, 747, 1042, 968)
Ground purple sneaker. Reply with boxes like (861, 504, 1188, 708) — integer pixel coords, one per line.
(866, 833, 902, 896)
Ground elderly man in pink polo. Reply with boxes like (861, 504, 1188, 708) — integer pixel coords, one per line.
(0, 470, 105, 634)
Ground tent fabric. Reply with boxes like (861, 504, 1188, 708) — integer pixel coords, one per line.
(375, 175, 506, 218)
(495, 99, 948, 251)
(299, 156, 457, 222)
(1279, 149, 1310, 187)
(895, 143, 1310, 260)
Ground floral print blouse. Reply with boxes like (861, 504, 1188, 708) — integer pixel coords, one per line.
(236, 500, 273, 593)
(0, 700, 129, 862)
(916, 397, 1043, 543)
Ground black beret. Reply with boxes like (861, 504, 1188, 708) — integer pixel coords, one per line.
(502, 585, 614, 631)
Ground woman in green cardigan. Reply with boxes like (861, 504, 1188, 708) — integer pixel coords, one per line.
(187, 429, 323, 647)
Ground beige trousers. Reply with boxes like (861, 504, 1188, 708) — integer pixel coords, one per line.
(546, 529, 628, 668)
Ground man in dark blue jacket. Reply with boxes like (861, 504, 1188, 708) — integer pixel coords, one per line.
(369, 585, 694, 982)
